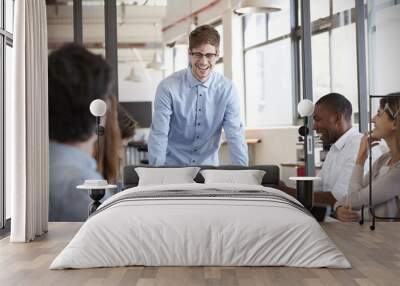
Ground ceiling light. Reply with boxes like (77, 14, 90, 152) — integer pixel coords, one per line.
(147, 50, 165, 70)
(125, 66, 143, 82)
(234, 0, 281, 15)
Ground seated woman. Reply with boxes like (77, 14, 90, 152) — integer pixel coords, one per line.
(96, 95, 121, 184)
(334, 94, 400, 221)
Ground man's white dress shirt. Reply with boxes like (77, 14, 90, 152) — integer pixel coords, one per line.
(314, 128, 364, 201)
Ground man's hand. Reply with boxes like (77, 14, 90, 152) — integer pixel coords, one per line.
(356, 132, 380, 165)
(336, 206, 360, 222)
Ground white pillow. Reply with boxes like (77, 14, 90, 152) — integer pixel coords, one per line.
(135, 167, 200, 186)
(200, 169, 266, 185)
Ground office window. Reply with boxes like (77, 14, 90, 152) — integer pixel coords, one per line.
(333, 0, 355, 14)
(309, 1, 358, 117)
(243, 0, 362, 127)
(5, 0, 14, 33)
(245, 39, 293, 126)
(268, 0, 290, 39)
(310, 0, 330, 21)
(5, 44, 12, 220)
(243, 13, 267, 48)
(331, 24, 358, 113)
(311, 32, 330, 101)
(243, 2, 294, 127)
(368, 1, 400, 95)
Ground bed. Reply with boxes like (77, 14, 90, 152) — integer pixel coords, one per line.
(50, 165, 350, 269)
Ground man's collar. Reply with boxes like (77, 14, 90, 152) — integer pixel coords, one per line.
(333, 127, 358, 150)
(186, 67, 213, 88)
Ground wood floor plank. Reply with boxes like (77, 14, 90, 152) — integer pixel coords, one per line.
(0, 222, 400, 286)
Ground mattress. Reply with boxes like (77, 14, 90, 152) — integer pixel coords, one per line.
(50, 183, 350, 269)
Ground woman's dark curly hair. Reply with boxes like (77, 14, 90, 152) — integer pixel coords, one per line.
(48, 43, 113, 142)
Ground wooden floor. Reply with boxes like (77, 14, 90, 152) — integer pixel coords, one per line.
(0, 222, 399, 286)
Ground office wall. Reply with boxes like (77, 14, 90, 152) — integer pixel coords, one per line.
(118, 60, 163, 103)
(219, 127, 299, 184)
(163, 0, 231, 43)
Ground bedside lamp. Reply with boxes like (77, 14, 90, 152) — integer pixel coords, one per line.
(297, 99, 314, 166)
(90, 99, 107, 162)
(292, 99, 326, 221)
(81, 99, 109, 216)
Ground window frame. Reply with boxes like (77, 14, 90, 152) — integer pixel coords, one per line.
(242, 0, 366, 127)
(242, 0, 300, 126)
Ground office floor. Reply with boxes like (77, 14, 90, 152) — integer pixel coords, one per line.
(0, 222, 399, 286)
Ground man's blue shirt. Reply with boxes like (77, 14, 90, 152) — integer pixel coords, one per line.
(148, 68, 248, 166)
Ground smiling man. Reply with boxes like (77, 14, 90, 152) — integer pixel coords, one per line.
(311, 93, 363, 205)
(148, 25, 248, 166)
(279, 93, 383, 210)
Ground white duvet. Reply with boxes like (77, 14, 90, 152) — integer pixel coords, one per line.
(50, 183, 351, 269)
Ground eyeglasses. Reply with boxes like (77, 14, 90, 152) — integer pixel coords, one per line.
(377, 103, 399, 119)
(190, 52, 218, 61)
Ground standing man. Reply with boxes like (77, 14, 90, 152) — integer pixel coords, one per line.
(148, 25, 248, 166)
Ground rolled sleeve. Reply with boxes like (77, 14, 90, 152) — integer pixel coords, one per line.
(148, 83, 172, 166)
(222, 84, 248, 166)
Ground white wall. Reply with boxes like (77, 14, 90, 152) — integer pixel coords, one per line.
(219, 127, 299, 184)
(118, 66, 163, 102)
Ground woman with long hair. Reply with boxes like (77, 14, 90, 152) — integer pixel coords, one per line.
(95, 96, 122, 184)
(334, 93, 400, 221)
(95, 97, 138, 184)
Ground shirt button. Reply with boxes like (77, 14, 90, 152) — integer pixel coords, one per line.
(194, 149, 197, 152)
(192, 160, 196, 163)
(198, 108, 201, 111)
(196, 136, 200, 139)
(197, 123, 201, 126)
(199, 94, 202, 97)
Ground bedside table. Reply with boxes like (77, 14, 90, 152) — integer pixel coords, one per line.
(289, 176, 321, 210)
(77, 184, 117, 215)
